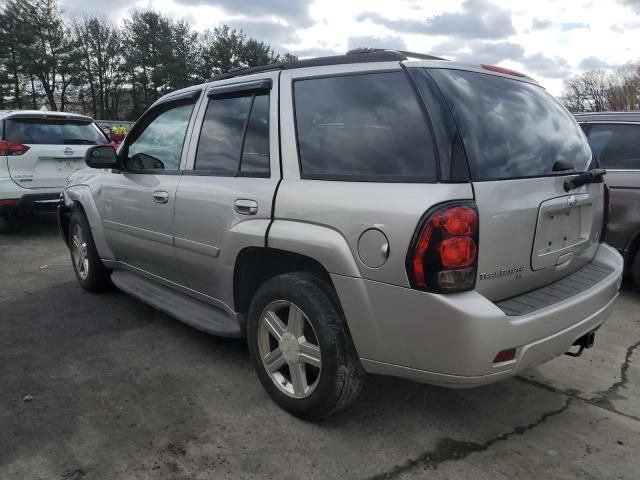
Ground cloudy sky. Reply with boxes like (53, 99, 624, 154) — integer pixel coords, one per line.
(59, 0, 640, 95)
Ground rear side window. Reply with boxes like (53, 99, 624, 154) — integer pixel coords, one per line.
(588, 124, 640, 170)
(427, 69, 592, 180)
(194, 93, 270, 176)
(293, 72, 436, 181)
(5, 118, 107, 145)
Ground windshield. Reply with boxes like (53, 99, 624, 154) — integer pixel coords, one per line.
(4, 118, 108, 145)
(427, 69, 592, 180)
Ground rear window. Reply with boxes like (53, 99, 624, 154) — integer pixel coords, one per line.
(293, 72, 436, 181)
(427, 69, 592, 180)
(4, 118, 107, 145)
(588, 124, 640, 170)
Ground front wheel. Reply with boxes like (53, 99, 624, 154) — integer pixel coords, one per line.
(247, 272, 365, 420)
(68, 209, 111, 292)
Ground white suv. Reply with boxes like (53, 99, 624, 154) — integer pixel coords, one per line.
(0, 110, 109, 232)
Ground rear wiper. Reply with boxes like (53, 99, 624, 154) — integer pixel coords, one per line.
(552, 160, 574, 172)
(564, 169, 606, 192)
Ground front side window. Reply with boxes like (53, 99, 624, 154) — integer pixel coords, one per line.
(5, 118, 107, 145)
(126, 102, 195, 171)
(194, 93, 270, 176)
(588, 124, 640, 170)
(293, 71, 436, 181)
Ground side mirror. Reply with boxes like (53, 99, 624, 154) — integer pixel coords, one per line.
(85, 145, 121, 169)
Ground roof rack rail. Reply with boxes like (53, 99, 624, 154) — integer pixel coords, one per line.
(208, 48, 446, 82)
(346, 47, 446, 61)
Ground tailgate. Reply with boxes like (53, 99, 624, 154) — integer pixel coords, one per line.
(8, 144, 87, 189)
(474, 177, 604, 301)
(3, 116, 104, 189)
(424, 67, 601, 301)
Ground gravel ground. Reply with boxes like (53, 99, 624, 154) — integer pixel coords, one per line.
(1, 214, 639, 480)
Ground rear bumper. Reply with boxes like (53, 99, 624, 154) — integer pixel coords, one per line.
(0, 191, 61, 216)
(332, 243, 623, 387)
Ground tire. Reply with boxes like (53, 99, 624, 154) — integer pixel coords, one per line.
(68, 208, 111, 292)
(633, 250, 640, 291)
(246, 272, 365, 420)
(0, 215, 8, 233)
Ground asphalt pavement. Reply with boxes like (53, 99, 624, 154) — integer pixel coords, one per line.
(1, 214, 639, 480)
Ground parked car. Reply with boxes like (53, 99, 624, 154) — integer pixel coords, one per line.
(0, 110, 109, 232)
(575, 112, 640, 289)
(58, 49, 623, 419)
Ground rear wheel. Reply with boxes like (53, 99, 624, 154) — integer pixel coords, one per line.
(632, 250, 640, 291)
(247, 272, 365, 420)
(0, 215, 8, 233)
(69, 209, 111, 292)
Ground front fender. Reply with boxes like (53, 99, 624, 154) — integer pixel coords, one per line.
(267, 220, 361, 278)
(63, 185, 115, 261)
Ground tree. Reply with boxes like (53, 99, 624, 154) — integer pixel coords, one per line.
(200, 25, 246, 78)
(72, 16, 123, 118)
(18, 0, 76, 110)
(562, 63, 640, 112)
(0, 1, 298, 118)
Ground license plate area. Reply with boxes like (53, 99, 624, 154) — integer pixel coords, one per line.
(55, 157, 84, 171)
(531, 194, 593, 271)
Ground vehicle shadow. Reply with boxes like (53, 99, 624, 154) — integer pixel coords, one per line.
(1, 213, 60, 239)
(0, 278, 596, 479)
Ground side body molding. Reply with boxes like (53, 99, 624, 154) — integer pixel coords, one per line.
(267, 220, 361, 278)
(63, 184, 115, 261)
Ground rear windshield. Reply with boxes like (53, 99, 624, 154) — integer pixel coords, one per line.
(4, 118, 108, 145)
(427, 69, 592, 180)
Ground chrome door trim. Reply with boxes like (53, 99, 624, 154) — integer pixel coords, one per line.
(174, 237, 220, 257)
(102, 220, 173, 246)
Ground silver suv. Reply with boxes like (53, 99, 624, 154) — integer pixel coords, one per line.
(59, 50, 623, 419)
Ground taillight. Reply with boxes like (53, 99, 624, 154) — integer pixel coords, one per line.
(601, 183, 611, 242)
(407, 202, 479, 293)
(0, 140, 30, 156)
(0, 199, 19, 206)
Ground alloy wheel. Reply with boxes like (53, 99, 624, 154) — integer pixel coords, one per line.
(71, 224, 89, 281)
(257, 300, 322, 399)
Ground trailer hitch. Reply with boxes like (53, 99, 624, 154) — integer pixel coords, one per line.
(565, 330, 596, 357)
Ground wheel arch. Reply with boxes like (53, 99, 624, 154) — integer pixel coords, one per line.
(63, 186, 115, 261)
(233, 247, 336, 316)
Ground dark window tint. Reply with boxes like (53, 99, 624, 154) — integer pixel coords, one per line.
(240, 95, 270, 176)
(127, 103, 194, 171)
(294, 72, 436, 180)
(5, 118, 107, 145)
(588, 124, 640, 170)
(427, 69, 592, 180)
(579, 123, 590, 135)
(195, 96, 252, 174)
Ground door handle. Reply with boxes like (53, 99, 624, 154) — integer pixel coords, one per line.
(152, 191, 169, 204)
(234, 199, 258, 215)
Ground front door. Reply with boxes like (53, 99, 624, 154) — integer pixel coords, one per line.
(101, 92, 200, 283)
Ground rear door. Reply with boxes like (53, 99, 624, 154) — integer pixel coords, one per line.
(3, 116, 107, 189)
(426, 68, 603, 301)
(174, 73, 280, 307)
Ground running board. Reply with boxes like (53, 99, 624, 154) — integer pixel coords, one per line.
(111, 270, 243, 337)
